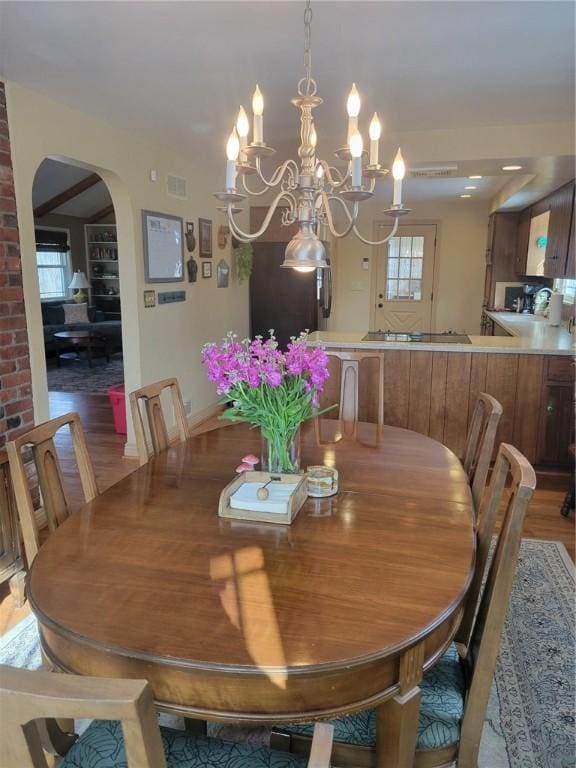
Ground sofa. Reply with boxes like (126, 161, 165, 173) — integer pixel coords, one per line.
(42, 302, 123, 362)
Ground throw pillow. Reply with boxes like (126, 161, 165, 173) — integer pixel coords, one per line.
(63, 303, 89, 324)
(45, 303, 65, 325)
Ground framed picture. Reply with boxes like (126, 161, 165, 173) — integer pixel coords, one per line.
(199, 218, 213, 258)
(217, 259, 230, 288)
(202, 261, 212, 279)
(142, 210, 184, 283)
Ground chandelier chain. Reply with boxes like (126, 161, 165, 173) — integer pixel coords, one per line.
(299, 0, 317, 97)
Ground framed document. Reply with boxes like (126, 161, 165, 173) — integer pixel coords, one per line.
(142, 210, 184, 283)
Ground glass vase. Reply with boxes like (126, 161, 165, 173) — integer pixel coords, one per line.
(260, 427, 301, 474)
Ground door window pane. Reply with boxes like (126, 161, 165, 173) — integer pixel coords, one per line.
(385, 236, 425, 301)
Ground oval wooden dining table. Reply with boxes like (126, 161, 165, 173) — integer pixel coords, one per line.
(28, 419, 475, 768)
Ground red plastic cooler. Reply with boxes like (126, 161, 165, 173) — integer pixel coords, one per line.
(107, 384, 127, 435)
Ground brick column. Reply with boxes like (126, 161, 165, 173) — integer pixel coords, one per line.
(0, 81, 34, 448)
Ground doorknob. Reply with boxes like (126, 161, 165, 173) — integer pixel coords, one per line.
(378, 293, 383, 299)
(377, 303, 383, 308)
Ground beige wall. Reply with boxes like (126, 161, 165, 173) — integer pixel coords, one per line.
(329, 199, 490, 334)
(6, 81, 249, 447)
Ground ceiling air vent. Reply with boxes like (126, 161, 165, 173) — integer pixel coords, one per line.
(167, 174, 187, 198)
(409, 166, 458, 178)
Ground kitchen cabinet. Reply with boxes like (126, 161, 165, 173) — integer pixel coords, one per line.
(323, 347, 574, 467)
(515, 208, 531, 275)
(566, 186, 575, 277)
(538, 357, 575, 466)
(483, 212, 519, 306)
(506, 181, 575, 279)
(545, 182, 575, 278)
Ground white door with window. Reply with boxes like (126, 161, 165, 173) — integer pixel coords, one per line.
(373, 224, 436, 332)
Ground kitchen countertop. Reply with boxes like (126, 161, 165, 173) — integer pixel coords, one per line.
(310, 312, 575, 355)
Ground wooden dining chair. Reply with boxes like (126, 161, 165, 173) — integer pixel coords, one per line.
(6, 413, 98, 567)
(0, 665, 334, 768)
(271, 442, 536, 768)
(463, 392, 502, 513)
(0, 451, 25, 607)
(316, 351, 383, 441)
(129, 377, 190, 466)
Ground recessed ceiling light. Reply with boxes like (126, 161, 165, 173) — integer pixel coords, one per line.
(464, 185, 477, 190)
(502, 165, 523, 171)
(469, 175, 482, 179)
(460, 194, 472, 198)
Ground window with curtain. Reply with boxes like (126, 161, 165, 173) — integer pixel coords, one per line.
(35, 228, 71, 301)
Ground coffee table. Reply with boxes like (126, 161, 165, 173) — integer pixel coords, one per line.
(53, 330, 110, 368)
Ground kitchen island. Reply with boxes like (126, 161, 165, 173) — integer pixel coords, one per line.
(311, 314, 574, 467)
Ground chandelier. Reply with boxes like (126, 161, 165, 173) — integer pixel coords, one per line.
(215, 0, 410, 272)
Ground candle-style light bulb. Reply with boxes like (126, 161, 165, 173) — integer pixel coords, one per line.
(225, 128, 239, 190)
(310, 125, 317, 149)
(252, 85, 264, 144)
(349, 131, 363, 158)
(316, 164, 324, 179)
(346, 83, 361, 118)
(392, 148, 405, 180)
(237, 106, 249, 138)
(252, 85, 264, 116)
(350, 130, 363, 187)
(369, 112, 381, 167)
(392, 147, 405, 206)
(346, 83, 361, 145)
(226, 128, 240, 161)
(236, 106, 249, 162)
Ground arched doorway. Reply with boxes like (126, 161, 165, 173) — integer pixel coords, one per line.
(24, 155, 141, 450)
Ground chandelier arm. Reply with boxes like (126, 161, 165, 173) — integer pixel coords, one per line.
(227, 190, 291, 242)
(241, 173, 276, 197)
(316, 160, 349, 189)
(352, 217, 400, 246)
(255, 157, 299, 188)
(321, 192, 359, 238)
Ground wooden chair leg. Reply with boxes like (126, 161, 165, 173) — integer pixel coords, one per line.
(375, 687, 421, 768)
(9, 570, 26, 608)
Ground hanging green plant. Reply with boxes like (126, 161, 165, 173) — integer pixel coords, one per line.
(236, 242, 254, 284)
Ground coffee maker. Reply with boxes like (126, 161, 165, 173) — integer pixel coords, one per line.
(517, 284, 542, 314)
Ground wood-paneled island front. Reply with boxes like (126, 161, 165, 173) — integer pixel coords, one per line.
(312, 317, 575, 467)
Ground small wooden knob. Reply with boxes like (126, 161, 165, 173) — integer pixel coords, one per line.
(257, 487, 270, 500)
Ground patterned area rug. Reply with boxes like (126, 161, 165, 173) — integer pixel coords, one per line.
(47, 356, 124, 394)
(1, 540, 573, 767)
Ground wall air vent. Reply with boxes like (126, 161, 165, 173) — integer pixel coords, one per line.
(409, 166, 458, 178)
(167, 174, 187, 198)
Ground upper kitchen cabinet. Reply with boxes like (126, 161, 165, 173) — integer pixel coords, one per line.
(522, 181, 575, 278)
(546, 181, 575, 277)
(483, 211, 519, 307)
(515, 207, 532, 274)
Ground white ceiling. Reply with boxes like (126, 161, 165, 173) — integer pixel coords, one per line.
(2, 1, 574, 208)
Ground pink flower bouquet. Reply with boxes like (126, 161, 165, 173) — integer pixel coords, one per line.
(202, 331, 331, 472)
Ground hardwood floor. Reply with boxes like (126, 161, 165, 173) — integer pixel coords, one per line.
(0, 392, 573, 637)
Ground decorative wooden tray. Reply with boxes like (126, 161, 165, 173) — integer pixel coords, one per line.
(218, 471, 308, 525)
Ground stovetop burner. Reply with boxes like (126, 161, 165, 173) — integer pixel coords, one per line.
(362, 331, 472, 344)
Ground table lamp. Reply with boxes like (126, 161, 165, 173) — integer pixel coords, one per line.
(68, 270, 90, 303)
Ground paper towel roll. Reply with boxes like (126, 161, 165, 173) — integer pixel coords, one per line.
(548, 292, 563, 326)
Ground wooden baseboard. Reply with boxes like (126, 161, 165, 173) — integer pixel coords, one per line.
(123, 402, 226, 458)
